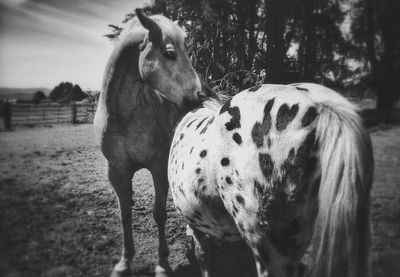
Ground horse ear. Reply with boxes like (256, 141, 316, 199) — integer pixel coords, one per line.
(136, 9, 163, 46)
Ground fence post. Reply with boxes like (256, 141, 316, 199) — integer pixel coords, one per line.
(71, 102, 77, 124)
(27, 104, 30, 124)
(4, 100, 12, 130)
(57, 105, 60, 123)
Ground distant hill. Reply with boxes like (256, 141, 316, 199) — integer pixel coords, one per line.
(0, 87, 51, 101)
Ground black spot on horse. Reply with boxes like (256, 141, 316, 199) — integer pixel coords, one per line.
(259, 153, 274, 180)
(221, 157, 230, 166)
(248, 85, 262, 92)
(200, 150, 207, 158)
(195, 168, 201, 174)
(198, 178, 204, 185)
(232, 132, 242, 145)
(219, 99, 241, 130)
(190, 146, 194, 154)
(276, 103, 299, 131)
(267, 137, 272, 148)
(182, 163, 184, 170)
(226, 176, 232, 184)
(199, 124, 209, 134)
(301, 106, 318, 127)
(281, 130, 317, 185)
(236, 195, 245, 206)
(225, 106, 241, 131)
(296, 130, 316, 163)
(180, 134, 184, 140)
(186, 119, 196, 128)
(200, 117, 215, 134)
(252, 98, 275, 148)
(251, 122, 263, 148)
(219, 99, 232, 114)
(296, 86, 309, 92)
(178, 186, 185, 196)
(232, 204, 239, 214)
(196, 117, 208, 130)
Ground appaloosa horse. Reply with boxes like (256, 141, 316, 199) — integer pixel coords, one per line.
(94, 10, 203, 276)
(167, 83, 374, 277)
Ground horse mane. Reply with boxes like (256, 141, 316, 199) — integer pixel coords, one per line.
(198, 82, 231, 112)
(102, 13, 188, 118)
(119, 14, 186, 45)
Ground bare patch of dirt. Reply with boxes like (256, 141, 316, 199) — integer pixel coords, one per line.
(0, 124, 399, 277)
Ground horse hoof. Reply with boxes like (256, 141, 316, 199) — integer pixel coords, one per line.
(111, 259, 133, 277)
(155, 265, 172, 277)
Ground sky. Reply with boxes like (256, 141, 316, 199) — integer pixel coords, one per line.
(0, 0, 149, 90)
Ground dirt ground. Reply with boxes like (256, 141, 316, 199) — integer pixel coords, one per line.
(0, 121, 399, 277)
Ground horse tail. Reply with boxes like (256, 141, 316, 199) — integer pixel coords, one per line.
(311, 101, 374, 277)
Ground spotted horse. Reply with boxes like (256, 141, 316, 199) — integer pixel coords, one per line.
(167, 83, 374, 277)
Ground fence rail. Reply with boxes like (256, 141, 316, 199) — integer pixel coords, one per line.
(7, 102, 97, 126)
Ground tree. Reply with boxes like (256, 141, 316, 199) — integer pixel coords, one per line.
(264, 0, 287, 83)
(49, 82, 87, 103)
(105, 0, 364, 94)
(351, 0, 400, 118)
(32, 90, 47, 104)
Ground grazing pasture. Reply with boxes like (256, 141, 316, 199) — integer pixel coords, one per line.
(0, 120, 399, 277)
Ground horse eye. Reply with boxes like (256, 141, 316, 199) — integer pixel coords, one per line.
(164, 50, 176, 60)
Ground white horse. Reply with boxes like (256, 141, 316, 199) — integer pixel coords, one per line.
(167, 83, 373, 277)
(94, 9, 206, 277)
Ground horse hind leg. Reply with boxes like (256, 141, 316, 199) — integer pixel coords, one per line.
(241, 232, 305, 277)
(108, 164, 135, 276)
(190, 227, 211, 277)
(150, 164, 171, 275)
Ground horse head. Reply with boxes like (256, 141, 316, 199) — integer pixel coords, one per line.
(136, 9, 202, 109)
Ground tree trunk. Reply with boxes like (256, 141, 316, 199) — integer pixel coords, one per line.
(298, 0, 317, 82)
(264, 0, 286, 84)
(365, 0, 397, 119)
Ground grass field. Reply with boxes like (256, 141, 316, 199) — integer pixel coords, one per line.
(0, 121, 399, 277)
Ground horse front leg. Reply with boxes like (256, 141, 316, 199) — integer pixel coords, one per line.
(151, 165, 171, 276)
(108, 164, 135, 276)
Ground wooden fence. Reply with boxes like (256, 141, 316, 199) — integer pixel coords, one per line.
(9, 102, 97, 126)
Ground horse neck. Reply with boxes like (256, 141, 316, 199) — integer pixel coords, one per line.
(100, 34, 181, 142)
(101, 34, 159, 118)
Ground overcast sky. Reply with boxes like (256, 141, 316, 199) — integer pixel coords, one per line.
(0, 0, 149, 90)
